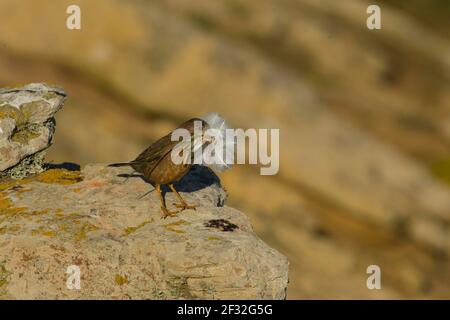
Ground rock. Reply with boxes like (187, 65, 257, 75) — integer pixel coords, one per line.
(0, 83, 66, 178)
(0, 164, 288, 299)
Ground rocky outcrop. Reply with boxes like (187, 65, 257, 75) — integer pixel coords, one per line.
(0, 164, 288, 299)
(0, 84, 66, 178)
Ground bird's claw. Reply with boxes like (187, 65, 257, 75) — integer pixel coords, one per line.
(161, 206, 178, 219)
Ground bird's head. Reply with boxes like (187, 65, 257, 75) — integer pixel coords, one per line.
(173, 113, 234, 172)
(178, 113, 233, 172)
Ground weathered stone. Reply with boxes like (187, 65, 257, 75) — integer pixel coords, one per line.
(0, 164, 288, 299)
(0, 83, 66, 176)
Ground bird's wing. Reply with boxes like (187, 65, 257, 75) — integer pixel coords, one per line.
(130, 118, 200, 174)
(131, 132, 182, 174)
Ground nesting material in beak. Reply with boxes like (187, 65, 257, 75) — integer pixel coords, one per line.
(201, 112, 235, 172)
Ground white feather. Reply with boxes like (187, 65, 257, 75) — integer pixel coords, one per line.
(201, 113, 235, 172)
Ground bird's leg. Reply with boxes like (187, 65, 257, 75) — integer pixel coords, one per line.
(156, 184, 178, 218)
(169, 184, 197, 211)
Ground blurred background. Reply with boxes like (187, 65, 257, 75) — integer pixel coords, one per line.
(0, 0, 449, 299)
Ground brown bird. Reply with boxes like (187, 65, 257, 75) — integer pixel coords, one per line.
(109, 114, 233, 218)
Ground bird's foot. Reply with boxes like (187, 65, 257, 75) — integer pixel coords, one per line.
(161, 206, 178, 218)
(173, 202, 197, 211)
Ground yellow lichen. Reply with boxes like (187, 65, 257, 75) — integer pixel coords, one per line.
(42, 92, 58, 100)
(164, 220, 189, 227)
(164, 220, 189, 234)
(73, 222, 98, 241)
(0, 177, 31, 192)
(0, 169, 81, 193)
(115, 274, 128, 286)
(41, 230, 56, 237)
(124, 220, 152, 236)
(20, 101, 47, 120)
(166, 227, 186, 234)
(30, 209, 49, 216)
(10, 125, 41, 144)
(0, 193, 28, 220)
(0, 104, 25, 126)
(36, 169, 83, 185)
(0, 264, 10, 287)
(15, 187, 32, 194)
(0, 225, 21, 234)
(30, 226, 56, 238)
(27, 214, 98, 241)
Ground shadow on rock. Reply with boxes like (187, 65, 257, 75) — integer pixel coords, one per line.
(172, 165, 222, 192)
(45, 162, 81, 171)
(116, 165, 222, 193)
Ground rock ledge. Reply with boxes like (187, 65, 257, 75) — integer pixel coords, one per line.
(0, 164, 288, 299)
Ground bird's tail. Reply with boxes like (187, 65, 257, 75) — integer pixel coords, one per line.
(108, 162, 132, 167)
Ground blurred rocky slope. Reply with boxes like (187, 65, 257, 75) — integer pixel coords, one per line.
(0, 0, 449, 298)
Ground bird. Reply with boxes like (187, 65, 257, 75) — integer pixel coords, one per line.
(109, 113, 234, 218)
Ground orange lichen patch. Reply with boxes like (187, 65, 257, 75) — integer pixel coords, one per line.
(83, 180, 106, 188)
(72, 187, 82, 193)
(115, 274, 128, 286)
(36, 169, 83, 185)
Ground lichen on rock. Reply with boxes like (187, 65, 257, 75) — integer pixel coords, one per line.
(2, 150, 46, 180)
